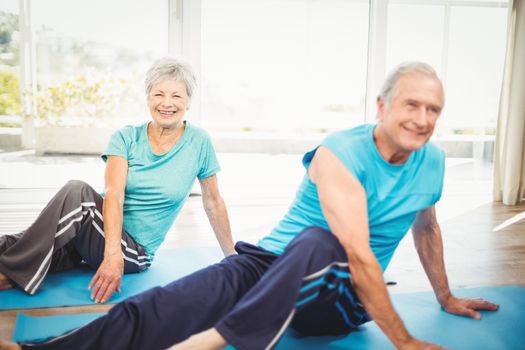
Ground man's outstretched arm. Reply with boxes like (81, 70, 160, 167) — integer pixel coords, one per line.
(411, 206, 499, 318)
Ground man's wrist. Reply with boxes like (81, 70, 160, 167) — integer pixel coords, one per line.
(391, 330, 413, 349)
(436, 290, 453, 306)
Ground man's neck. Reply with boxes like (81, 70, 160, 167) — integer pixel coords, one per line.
(373, 126, 411, 165)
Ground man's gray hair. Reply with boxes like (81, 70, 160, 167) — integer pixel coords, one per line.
(379, 62, 441, 105)
(144, 56, 197, 103)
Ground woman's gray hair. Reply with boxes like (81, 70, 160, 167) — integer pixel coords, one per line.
(144, 56, 197, 103)
(379, 62, 441, 105)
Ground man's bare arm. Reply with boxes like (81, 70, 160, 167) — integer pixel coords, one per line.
(412, 207, 499, 318)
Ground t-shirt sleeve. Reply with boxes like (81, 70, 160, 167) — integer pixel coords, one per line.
(101, 128, 129, 162)
(432, 147, 446, 204)
(197, 133, 221, 179)
(320, 132, 364, 182)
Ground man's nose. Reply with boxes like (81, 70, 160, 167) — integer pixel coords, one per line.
(413, 107, 429, 127)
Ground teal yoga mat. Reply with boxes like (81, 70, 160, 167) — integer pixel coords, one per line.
(0, 247, 224, 310)
(13, 313, 105, 343)
(11, 285, 525, 349)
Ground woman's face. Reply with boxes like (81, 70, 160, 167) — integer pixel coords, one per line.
(147, 79, 189, 129)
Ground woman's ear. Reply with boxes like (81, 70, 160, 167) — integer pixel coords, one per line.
(376, 96, 386, 122)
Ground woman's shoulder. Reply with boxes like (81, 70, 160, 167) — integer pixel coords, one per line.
(184, 121, 212, 143)
(112, 123, 147, 141)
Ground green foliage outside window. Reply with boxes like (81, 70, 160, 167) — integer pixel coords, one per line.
(0, 11, 21, 118)
(0, 11, 19, 65)
(0, 70, 21, 116)
(36, 74, 127, 125)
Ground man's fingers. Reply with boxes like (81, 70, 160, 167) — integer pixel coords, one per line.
(446, 305, 480, 319)
(457, 306, 481, 320)
(469, 299, 499, 311)
(468, 309, 481, 320)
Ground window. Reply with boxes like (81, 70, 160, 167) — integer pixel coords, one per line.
(444, 5, 507, 136)
(9, 0, 510, 156)
(200, 0, 369, 133)
(385, 1, 508, 138)
(31, 0, 169, 126)
(0, 0, 21, 120)
(386, 4, 444, 73)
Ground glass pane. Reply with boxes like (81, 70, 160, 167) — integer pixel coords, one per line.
(0, 0, 21, 119)
(449, 0, 508, 3)
(386, 4, 445, 75)
(442, 6, 507, 136)
(31, 0, 168, 126)
(201, 0, 369, 133)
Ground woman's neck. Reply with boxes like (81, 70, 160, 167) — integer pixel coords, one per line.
(147, 121, 186, 154)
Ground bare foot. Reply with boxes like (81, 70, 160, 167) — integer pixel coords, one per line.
(0, 272, 14, 291)
(169, 328, 227, 350)
(0, 339, 21, 350)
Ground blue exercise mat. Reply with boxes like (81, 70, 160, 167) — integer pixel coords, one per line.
(11, 285, 525, 349)
(13, 313, 105, 343)
(0, 247, 224, 310)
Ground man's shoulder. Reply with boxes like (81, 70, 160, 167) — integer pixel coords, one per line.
(325, 123, 372, 140)
(323, 124, 372, 148)
(420, 141, 446, 162)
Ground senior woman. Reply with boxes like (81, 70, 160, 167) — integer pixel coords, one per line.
(0, 57, 235, 304)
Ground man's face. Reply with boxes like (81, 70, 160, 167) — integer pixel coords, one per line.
(377, 72, 444, 153)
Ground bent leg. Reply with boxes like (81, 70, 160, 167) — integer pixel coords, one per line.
(71, 213, 151, 275)
(0, 180, 105, 294)
(290, 277, 369, 336)
(215, 226, 370, 350)
(19, 242, 275, 350)
(0, 180, 152, 294)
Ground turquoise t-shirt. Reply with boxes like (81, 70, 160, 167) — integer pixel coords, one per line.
(101, 121, 220, 257)
(258, 124, 445, 271)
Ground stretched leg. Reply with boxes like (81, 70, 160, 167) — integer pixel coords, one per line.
(213, 226, 370, 350)
(0, 180, 150, 295)
(18, 242, 276, 350)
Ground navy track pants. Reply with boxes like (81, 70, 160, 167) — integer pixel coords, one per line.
(21, 226, 370, 350)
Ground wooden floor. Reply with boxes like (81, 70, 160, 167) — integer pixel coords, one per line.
(1, 154, 524, 340)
